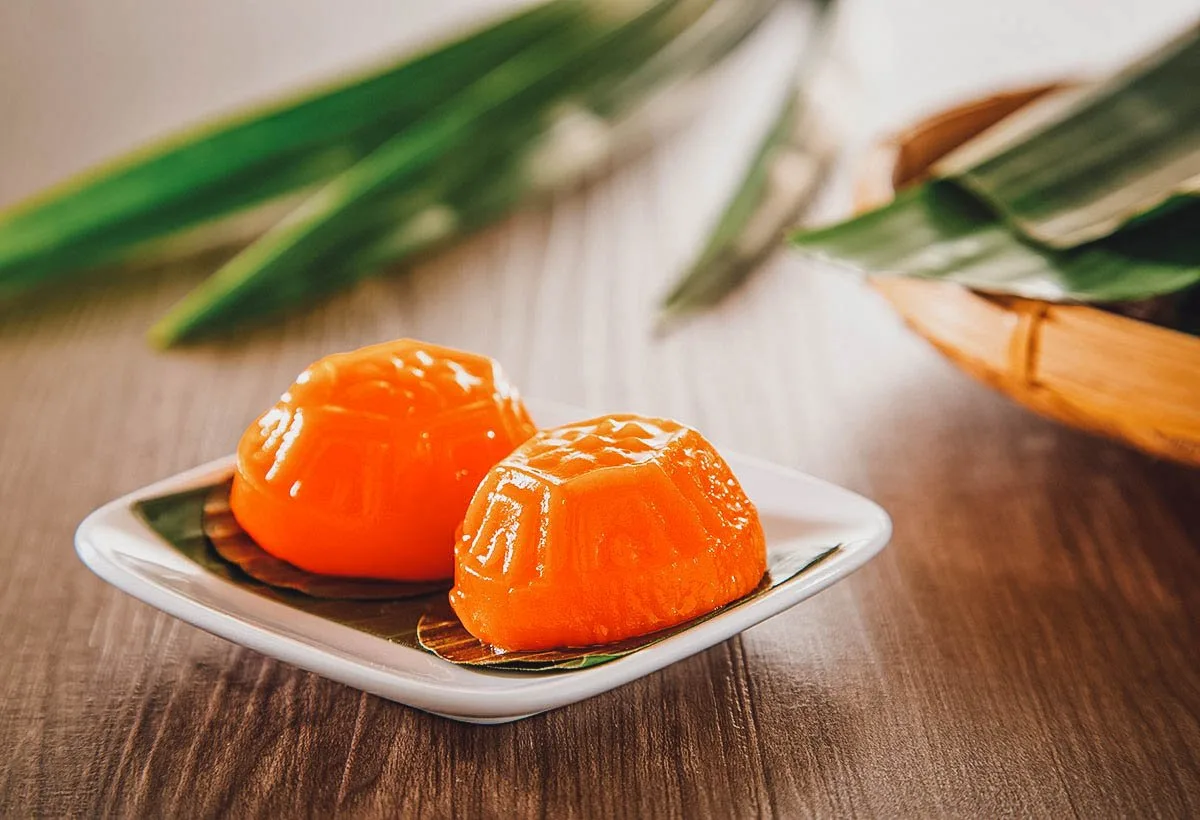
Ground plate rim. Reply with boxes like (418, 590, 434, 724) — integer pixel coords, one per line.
(76, 444, 891, 723)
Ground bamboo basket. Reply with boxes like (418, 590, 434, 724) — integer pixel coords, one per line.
(854, 84, 1200, 467)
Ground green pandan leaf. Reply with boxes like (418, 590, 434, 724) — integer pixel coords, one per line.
(0, 2, 588, 294)
(147, 0, 694, 346)
(135, 478, 839, 671)
(416, 544, 840, 672)
(791, 182, 1200, 303)
(656, 0, 835, 326)
(658, 86, 830, 326)
(935, 24, 1200, 247)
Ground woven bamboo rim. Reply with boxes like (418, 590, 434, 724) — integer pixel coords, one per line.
(853, 83, 1200, 467)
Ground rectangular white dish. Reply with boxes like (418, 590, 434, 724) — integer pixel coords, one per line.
(75, 403, 891, 724)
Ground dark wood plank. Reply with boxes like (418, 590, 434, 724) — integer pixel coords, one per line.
(2, 18, 1199, 808)
(2, 227, 1197, 817)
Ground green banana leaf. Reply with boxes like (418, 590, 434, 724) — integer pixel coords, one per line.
(135, 485, 439, 648)
(0, 2, 584, 293)
(136, 477, 840, 674)
(791, 182, 1200, 303)
(935, 23, 1200, 248)
(416, 544, 840, 672)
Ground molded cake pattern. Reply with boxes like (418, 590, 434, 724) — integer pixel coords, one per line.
(451, 415, 767, 650)
(231, 340, 536, 581)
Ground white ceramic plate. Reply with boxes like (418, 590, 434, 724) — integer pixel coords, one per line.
(75, 402, 891, 724)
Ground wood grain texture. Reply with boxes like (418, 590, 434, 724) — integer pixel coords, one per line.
(2, 1, 1200, 817)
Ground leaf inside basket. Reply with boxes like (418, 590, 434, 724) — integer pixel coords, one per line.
(201, 480, 447, 601)
(417, 543, 840, 672)
(934, 24, 1200, 247)
(792, 182, 1200, 303)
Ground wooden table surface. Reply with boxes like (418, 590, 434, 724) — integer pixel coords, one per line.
(2, 1, 1198, 816)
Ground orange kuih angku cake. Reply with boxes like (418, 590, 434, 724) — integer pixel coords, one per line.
(230, 339, 536, 582)
(450, 414, 768, 651)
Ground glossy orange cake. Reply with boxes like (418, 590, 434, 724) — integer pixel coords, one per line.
(449, 414, 767, 650)
(230, 339, 536, 581)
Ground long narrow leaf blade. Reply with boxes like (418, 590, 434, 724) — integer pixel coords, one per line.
(935, 23, 1200, 248)
(0, 1, 579, 288)
(591, 0, 780, 117)
(656, 0, 834, 325)
(311, 1, 783, 315)
(149, 0, 690, 345)
(658, 88, 829, 325)
(791, 182, 1200, 303)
